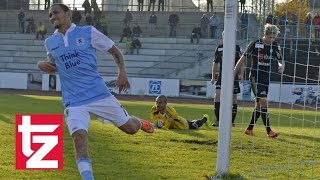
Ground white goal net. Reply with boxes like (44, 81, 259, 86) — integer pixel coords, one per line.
(216, 0, 320, 179)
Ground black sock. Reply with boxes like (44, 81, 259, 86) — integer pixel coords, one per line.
(232, 104, 237, 123)
(247, 108, 261, 130)
(188, 116, 207, 129)
(214, 102, 220, 122)
(187, 118, 203, 129)
(193, 118, 207, 129)
(261, 107, 271, 133)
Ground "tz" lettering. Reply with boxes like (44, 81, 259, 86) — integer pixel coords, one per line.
(18, 115, 59, 168)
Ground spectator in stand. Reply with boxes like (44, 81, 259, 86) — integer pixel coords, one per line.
(35, 21, 46, 40)
(209, 12, 220, 38)
(207, 0, 213, 13)
(18, 8, 25, 33)
(132, 37, 142, 55)
(91, 0, 100, 17)
(26, 16, 36, 33)
(279, 12, 288, 35)
(304, 12, 312, 39)
(148, 0, 156, 11)
(158, 0, 164, 11)
(149, 12, 157, 36)
(119, 24, 132, 42)
(125, 37, 133, 54)
(200, 14, 209, 38)
(100, 13, 108, 36)
(312, 11, 320, 40)
(85, 13, 93, 25)
(168, 13, 179, 37)
(82, 0, 91, 16)
(239, 0, 246, 13)
(132, 23, 142, 37)
(290, 12, 298, 38)
(266, 14, 277, 25)
(123, 9, 133, 26)
(72, 8, 82, 25)
(240, 10, 249, 39)
(45, 0, 50, 10)
(91, 0, 101, 28)
(191, 24, 202, 44)
(138, 0, 144, 11)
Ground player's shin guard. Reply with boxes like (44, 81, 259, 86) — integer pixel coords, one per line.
(77, 157, 94, 180)
(232, 104, 237, 124)
(214, 102, 220, 122)
(247, 108, 261, 130)
(261, 107, 271, 133)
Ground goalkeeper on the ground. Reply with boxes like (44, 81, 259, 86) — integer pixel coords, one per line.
(150, 95, 210, 129)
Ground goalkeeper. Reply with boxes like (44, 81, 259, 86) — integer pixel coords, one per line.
(234, 23, 285, 138)
(150, 95, 210, 129)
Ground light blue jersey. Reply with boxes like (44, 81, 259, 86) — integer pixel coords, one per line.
(45, 24, 115, 107)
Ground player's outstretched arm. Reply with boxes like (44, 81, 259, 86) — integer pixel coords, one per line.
(108, 45, 130, 93)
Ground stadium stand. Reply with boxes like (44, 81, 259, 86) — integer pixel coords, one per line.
(0, 9, 260, 80)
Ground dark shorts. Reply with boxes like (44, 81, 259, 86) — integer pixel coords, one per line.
(215, 78, 241, 94)
(250, 76, 269, 101)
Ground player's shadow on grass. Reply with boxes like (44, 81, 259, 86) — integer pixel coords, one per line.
(0, 114, 14, 124)
(169, 139, 218, 146)
(171, 129, 207, 138)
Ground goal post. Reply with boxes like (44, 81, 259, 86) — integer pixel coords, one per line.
(215, 0, 238, 177)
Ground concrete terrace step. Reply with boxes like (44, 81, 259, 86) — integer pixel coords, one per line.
(0, 48, 206, 57)
(0, 10, 226, 36)
(0, 61, 146, 75)
(116, 42, 215, 50)
(0, 33, 218, 45)
(0, 31, 217, 79)
(0, 54, 162, 63)
(0, 41, 215, 53)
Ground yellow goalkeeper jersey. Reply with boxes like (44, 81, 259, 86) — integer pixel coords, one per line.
(150, 105, 189, 129)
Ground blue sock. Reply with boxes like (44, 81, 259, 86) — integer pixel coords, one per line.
(76, 158, 94, 180)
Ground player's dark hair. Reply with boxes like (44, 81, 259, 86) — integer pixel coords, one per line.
(50, 4, 70, 12)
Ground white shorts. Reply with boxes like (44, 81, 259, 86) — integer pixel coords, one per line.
(64, 96, 130, 135)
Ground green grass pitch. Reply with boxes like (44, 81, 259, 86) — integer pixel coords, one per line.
(0, 94, 319, 179)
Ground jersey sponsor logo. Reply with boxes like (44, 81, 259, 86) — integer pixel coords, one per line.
(15, 114, 63, 170)
(258, 53, 264, 60)
(60, 51, 80, 62)
(60, 50, 81, 69)
(258, 53, 271, 66)
(149, 80, 161, 94)
(218, 47, 223, 52)
(76, 38, 85, 46)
